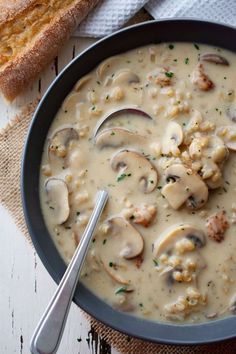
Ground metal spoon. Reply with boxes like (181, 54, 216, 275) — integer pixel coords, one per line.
(93, 108, 153, 137)
(30, 190, 108, 354)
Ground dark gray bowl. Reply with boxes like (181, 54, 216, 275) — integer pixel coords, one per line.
(21, 19, 236, 345)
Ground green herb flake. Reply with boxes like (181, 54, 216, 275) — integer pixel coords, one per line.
(103, 239, 107, 245)
(139, 303, 144, 308)
(105, 94, 109, 100)
(117, 173, 131, 182)
(111, 131, 115, 136)
(194, 43, 200, 50)
(92, 238, 96, 243)
(96, 80, 101, 85)
(153, 258, 159, 266)
(173, 59, 178, 62)
(109, 262, 114, 267)
(115, 286, 127, 295)
(91, 106, 96, 111)
(185, 57, 189, 64)
(49, 206, 55, 210)
(169, 44, 174, 50)
(76, 211, 80, 216)
(165, 71, 174, 78)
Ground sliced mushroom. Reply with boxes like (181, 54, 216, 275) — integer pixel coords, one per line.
(154, 224, 206, 257)
(48, 127, 78, 163)
(93, 108, 152, 137)
(111, 150, 158, 193)
(45, 178, 70, 225)
(62, 93, 82, 112)
(112, 69, 140, 85)
(99, 217, 144, 284)
(95, 127, 146, 149)
(191, 63, 214, 91)
(74, 74, 91, 91)
(200, 53, 229, 66)
(96, 56, 121, 81)
(217, 125, 236, 151)
(161, 164, 208, 210)
(162, 122, 183, 156)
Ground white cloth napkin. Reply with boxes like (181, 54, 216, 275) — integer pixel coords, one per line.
(76, 0, 236, 38)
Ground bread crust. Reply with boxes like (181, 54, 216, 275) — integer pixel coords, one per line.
(0, 0, 99, 101)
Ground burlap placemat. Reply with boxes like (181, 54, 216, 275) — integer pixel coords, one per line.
(0, 102, 236, 354)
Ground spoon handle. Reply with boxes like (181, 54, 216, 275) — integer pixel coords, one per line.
(30, 190, 108, 354)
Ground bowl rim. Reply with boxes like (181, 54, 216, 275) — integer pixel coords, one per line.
(21, 18, 236, 345)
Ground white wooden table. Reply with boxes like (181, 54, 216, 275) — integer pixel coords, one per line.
(0, 37, 119, 354)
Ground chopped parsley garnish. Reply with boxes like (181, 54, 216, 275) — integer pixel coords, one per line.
(185, 57, 189, 64)
(109, 262, 114, 267)
(168, 44, 174, 50)
(91, 106, 96, 111)
(115, 286, 127, 295)
(153, 258, 159, 266)
(96, 80, 101, 85)
(92, 238, 96, 243)
(103, 239, 107, 245)
(49, 206, 55, 210)
(165, 71, 174, 78)
(117, 173, 131, 182)
(76, 211, 80, 216)
(194, 43, 200, 50)
(111, 131, 115, 136)
(105, 94, 109, 100)
(139, 303, 144, 308)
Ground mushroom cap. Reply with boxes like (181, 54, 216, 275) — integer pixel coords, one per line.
(162, 121, 183, 156)
(96, 56, 121, 81)
(93, 108, 152, 137)
(161, 164, 208, 210)
(98, 217, 144, 284)
(200, 53, 229, 66)
(48, 127, 79, 167)
(45, 178, 70, 225)
(95, 127, 146, 149)
(154, 223, 206, 257)
(112, 69, 140, 85)
(111, 149, 158, 193)
(106, 217, 144, 259)
(74, 74, 91, 91)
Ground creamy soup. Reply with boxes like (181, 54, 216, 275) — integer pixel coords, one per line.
(40, 43, 236, 323)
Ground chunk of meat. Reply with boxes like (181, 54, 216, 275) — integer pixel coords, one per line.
(131, 204, 157, 227)
(206, 210, 229, 242)
(192, 63, 214, 91)
(155, 72, 172, 86)
(135, 254, 144, 268)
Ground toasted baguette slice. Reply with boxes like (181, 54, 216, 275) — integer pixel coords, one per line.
(0, 0, 99, 101)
